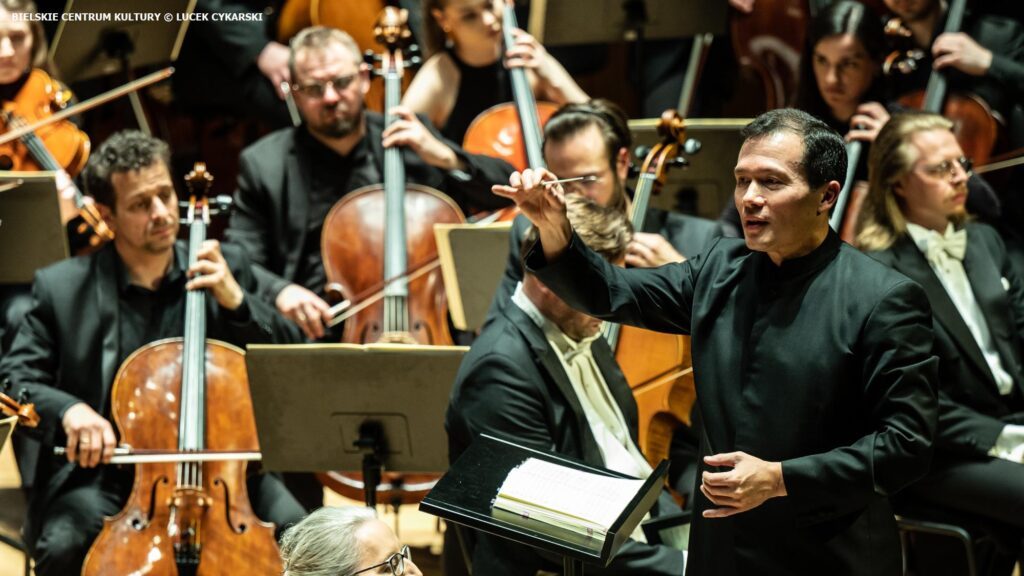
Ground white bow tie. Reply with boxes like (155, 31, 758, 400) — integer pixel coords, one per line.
(924, 227, 966, 267)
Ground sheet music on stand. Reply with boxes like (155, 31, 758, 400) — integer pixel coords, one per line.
(421, 434, 670, 574)
(434, 221, 512, 332)
(0, 172, 69, 285)
(0, 415, 16, 454)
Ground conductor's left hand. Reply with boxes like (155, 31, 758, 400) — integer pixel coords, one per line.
(186, 240, 244, 311)
(700, 451, 787, 518)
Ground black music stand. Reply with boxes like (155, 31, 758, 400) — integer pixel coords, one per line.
(245, 343, 467, 509)
(0, 172, 69, 285)
(434, 221, 512, 332)
(421, 434, 669, 575)
(50, 0, 193, 133)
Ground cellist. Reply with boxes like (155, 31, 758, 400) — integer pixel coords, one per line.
(224, 26, 513, 344)
(402, 0, 587, 145)
(882, 0, 1024, 147)
(0, 131, 306, 576)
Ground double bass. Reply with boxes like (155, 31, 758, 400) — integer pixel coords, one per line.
(81, 165, 281, 576)
(318, 7, 463, 504)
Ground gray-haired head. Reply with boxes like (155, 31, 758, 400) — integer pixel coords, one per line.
(279, 506, 376, 576)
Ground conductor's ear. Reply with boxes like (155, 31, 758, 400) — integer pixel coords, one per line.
(818, 181, 840, 215)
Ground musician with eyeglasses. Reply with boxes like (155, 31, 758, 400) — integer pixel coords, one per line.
(224, 26, 514, 345)
(279, 506, 423, 576)
(856, 112, 1024, 575)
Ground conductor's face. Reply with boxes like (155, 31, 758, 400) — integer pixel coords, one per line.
(734, 131, 830, 265)
(106, 161, 180, 256)
(292, 44, 369, 139)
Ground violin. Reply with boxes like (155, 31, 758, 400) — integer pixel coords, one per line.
(606, 110, 697, 474)
(461, 0, 557, 174)
(887, 0, 1002, 165)
(81, 164, 282, 576)
(0, 68, 112, 251)
(318, 6, 462, 506)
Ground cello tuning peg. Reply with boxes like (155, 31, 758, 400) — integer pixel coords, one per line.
(668, 157, 689, 168)
(634, 145, 651, 159)
(210, 195, 234, 214)
(408, 56, 422, 67)
(682, 138, 702, 155)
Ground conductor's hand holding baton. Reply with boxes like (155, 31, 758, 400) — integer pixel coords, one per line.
(492, 168, 573, 262)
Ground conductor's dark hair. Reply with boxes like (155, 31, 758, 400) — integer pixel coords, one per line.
(84, 130, 171, 209)
(740, 108, 847, 190)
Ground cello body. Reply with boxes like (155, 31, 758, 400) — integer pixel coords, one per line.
(322, 183, 464, 346)
(82, 341, 280, 576)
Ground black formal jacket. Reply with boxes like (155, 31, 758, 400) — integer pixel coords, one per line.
(225, 112, 514, 303)
(446, 303, 686, 576)
(869, 223, 1024, 459)
(0, 242, 299, 542)
(529, 230, 939, 576)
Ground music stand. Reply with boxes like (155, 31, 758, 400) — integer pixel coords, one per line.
(528, 0, 726, 45)
(628, 117, 751, 219)
(245, 343, 467, 508)
(0, 172, 69, 285)
(50, 0, 194, 132)
(434, 221, 512, 332)
(421, 434, 669, 575)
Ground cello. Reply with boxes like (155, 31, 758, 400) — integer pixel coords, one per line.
(887, 0, 1002, 164)
(606, 110, 697, 471)
(318, 7, 463, 504)
(81, 164, 282, 576)
(461, 0, 557, 174)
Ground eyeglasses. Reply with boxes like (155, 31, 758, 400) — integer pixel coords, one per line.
(920, 156, 973, 180)
(350, 545, 411, 576)
(290, 73, 358, 98)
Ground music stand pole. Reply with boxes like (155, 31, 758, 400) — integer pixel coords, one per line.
(564, 557, 585, 576)
(355, 421, 386, 509)
(103, 30, 152, 135)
